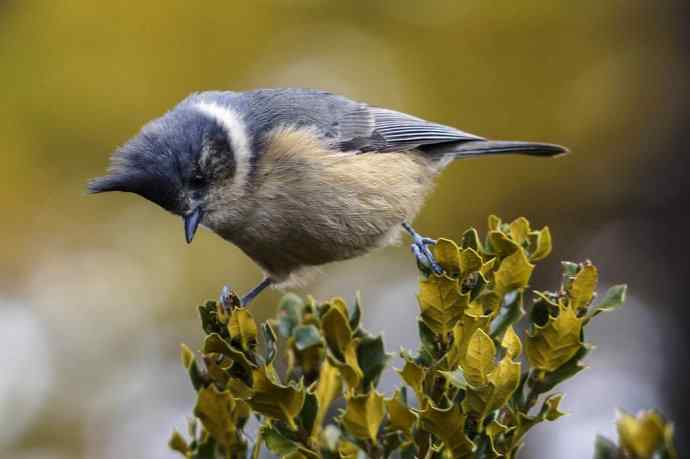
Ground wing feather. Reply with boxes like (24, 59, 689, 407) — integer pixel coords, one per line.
(337, 105, 483, 152)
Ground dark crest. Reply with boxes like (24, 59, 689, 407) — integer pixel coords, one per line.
(88, 105, 229, 214)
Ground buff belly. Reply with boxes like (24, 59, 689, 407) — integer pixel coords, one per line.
(209, 127, 441, 286)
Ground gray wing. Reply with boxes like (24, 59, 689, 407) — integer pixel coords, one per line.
(336, 104, 484, 153)
(230, 89, 483, 153)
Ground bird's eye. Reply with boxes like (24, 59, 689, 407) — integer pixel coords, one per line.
(189, 174, 206, 189)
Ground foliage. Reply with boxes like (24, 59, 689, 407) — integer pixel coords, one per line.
(594, 410, 677, 459)
(167, 215, 671, 458)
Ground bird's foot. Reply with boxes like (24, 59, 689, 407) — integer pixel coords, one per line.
(402, 222, 443, 275)
(219, 278, 273, 309)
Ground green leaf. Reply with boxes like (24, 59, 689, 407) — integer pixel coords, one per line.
(418, 319, 439, 357)
(349, 291, 362, 331)
(261, 424, 320, 459)
(356, 334, 390, 391)
(293, 325, 322, 351)
(589, 284, 627, 321)
(298, 390, 319, 434)
(561, 261, 579, 276)
(593, 435, 620, 459)
(278, 293, 304, 337)
(342, 390, 386, 443)
(262, 322, 278, 364)
(490, 290, 524, 339)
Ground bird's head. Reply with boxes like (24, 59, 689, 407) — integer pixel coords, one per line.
(88, 99, 249, 243)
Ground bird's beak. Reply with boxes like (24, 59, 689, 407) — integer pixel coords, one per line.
(184, 207, 203, 244)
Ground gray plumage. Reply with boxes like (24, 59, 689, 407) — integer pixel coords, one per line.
(89, 88, 567, 292)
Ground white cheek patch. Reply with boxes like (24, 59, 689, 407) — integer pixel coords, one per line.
(194, 101, 252, 194)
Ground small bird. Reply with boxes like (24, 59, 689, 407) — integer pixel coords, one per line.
(89, 88, 566, 305)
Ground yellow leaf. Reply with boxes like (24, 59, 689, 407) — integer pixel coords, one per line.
(494, 249, 534, 295)
(569, 263, 598, 310)
(488, 215, 502, 231)
(312, 360, 341, 437)
(487, 231, 520, 257)
(530, 226, 552, 261)
(617, 410, 667, 459)
(446, 311, 492, 369)
(417, 401, 475, 457)
(525, 305, 583, 372)
(180, 343, 194, 369)
(459, 247, 483, 276)
(193, 386, 245, 449)
(168, 431, 189, 455)
(509, 217, 531, 246)
(397, 357, 426, 400)
(480, 258, 496, 278)
(248, 367, 305, 430)
(321, 307, 352, 358)
(501, 325, 522, 359)
(432, 238, 461, 274)
(418, 274, 469, 338)
(338, 441, 361, 459)
(542, 393, 567, 421)
(461, 328, 496, 387)
(342, 390, 386, 443)
(485, 419, 511, 456)
(486, 356, 521, 409)
(474, 292, 501, 317)
(385, 389, 417, 435)
(228, 308, 258, 352)
(463, 356, 520, 422)
(329, 297, 350, 319)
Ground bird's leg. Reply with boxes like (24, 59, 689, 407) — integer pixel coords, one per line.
(219, 277, 273, 309)
(241, 277, 273, 306)
(402, 222, 443, 275)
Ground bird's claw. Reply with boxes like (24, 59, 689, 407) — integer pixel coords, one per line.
(403, 223, 444, 275)
(219, 285, 241, 311)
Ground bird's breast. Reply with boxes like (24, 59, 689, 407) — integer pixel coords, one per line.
(211, 126, 440, 284)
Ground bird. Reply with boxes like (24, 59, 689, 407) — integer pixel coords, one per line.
(89, 88, 567, 305)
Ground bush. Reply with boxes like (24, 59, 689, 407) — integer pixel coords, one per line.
(168, 216, 676, 459)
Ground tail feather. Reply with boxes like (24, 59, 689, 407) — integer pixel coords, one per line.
(428, 140, 569, 158)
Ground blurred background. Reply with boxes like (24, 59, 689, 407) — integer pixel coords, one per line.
(1, 1, 689, 458)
